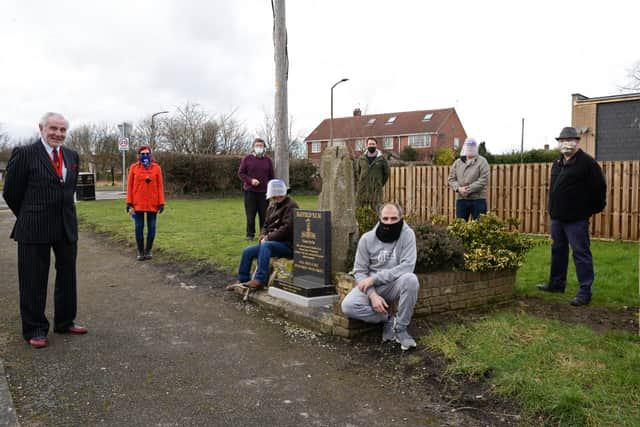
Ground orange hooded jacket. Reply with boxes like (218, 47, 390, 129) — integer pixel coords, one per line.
(126, 160, 165, 212)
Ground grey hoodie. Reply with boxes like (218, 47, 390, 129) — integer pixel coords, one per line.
(352, 222, 417, 295)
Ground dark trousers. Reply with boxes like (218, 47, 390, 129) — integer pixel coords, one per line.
(244, 190, 268, 238)
(134, 211, 157, 249)
(456, 199, 487, 221)
(18, 239, 78, 340)
(550, 219, 594, 297)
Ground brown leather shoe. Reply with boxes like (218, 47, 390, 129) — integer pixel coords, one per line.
(29, 336, 49, 348)
(55, 324, 88, 334)
(245, 279, 265, 289)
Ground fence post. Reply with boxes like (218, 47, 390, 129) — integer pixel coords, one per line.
(405, 163, 415, 217)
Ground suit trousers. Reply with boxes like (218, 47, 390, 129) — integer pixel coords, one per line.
(18, 239, 78, 340)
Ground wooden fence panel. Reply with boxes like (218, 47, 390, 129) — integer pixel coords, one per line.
(383, 160, 640, 240)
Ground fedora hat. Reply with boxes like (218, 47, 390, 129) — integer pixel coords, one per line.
(556, 127, 580, 140)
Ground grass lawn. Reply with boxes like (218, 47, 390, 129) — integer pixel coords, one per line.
(516, 238, 639, 307)
(76, 196, 318, 271)
(77, 196, 639, 307)
(421, 312, 640, 426)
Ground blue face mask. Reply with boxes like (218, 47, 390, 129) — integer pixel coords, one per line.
(140, 154, 151, 169)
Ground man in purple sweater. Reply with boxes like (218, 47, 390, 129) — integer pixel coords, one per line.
(238, 138, 275, 240)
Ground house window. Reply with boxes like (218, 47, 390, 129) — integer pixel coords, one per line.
(453, 137, 460, 149)
(422, 113, 433, 121)
(408, 134, 431, 148)
(333, 139, 345, 147)
(311, 142, 321, 153)
(386, 116, 397, 125)
(366, 118, 376, 125)
(355, 139, 366, 151)
(383, 137, 394, 150)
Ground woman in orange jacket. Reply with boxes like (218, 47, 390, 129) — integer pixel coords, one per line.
(126, 145, 165, 260)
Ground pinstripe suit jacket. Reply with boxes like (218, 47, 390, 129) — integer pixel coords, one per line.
(2, 141, 80, 243)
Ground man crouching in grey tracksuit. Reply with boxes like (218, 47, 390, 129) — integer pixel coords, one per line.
(341, 203, 419, 350)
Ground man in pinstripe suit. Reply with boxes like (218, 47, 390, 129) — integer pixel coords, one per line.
(2, 112, 88, 348)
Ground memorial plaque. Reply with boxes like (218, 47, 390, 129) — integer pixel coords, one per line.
(271, 209, 335, 297)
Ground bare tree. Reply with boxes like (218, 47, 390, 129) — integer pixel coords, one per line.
(133, 118, 154, 150)
(256, 112, 275, 148)
(67, 123, 122, 183)
(256, 112, 306, 158)
(217, 109, 249, 155)
(620, 60, 640, 93)
(199, 119, 220, 154)
(0, 123, 8, 146)
(163, 102, 207, 153)
(0, 124, 12, 163)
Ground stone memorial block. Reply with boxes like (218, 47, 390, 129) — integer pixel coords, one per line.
(271, 209, 335, 297)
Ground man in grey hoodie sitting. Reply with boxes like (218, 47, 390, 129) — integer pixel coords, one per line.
(341, 203, 419, 350)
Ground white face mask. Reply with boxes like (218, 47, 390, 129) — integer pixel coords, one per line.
(463, 145, 478, 157)
(254, 147, 265, 155)
(559, 140, 577, 155)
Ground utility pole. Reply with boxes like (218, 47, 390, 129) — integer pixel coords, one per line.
(520, 118, 525, 163)
(272, 0, 289, 186)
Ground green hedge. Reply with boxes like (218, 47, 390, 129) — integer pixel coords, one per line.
(155, 153, 319, 195)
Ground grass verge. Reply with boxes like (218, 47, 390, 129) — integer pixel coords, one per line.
(516, 238, 639, 307)
(420, 312, 640, 426)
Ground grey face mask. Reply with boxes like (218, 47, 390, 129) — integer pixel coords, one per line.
(559, 140, 577, 154)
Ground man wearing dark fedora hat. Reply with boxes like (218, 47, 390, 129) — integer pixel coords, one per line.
(537, 126, 606, 306)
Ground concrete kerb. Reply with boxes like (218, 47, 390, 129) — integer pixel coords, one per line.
(232, 287, 378, 338)
(0, 360, 19, 427)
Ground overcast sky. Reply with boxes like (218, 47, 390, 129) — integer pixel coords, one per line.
(1, 0, 638, 153)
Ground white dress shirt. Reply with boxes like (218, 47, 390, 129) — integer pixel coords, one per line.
(41, 138, 67, 182)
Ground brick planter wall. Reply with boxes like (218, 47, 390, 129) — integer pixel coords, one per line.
(238, 262, 516, 338)
(335, 270, 516, 319)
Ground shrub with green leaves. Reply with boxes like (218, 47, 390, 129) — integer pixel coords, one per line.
(400, 145, 418, 161)
(355, 205, 378, 236)
(447, 214, 536, 272)
(411, 221, 464, 273)
(432, 148, 455, 165)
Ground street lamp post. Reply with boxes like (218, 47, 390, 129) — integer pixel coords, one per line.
(330, 78, 349, 146)
(151, 110, 169, 147)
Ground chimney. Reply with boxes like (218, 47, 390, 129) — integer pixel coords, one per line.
(353, 108, 362, 116)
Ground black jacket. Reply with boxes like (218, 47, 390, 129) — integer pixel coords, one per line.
(2, 141, 80, 243)
(548, 149, 606, 222)
(261, 196, 299, 248)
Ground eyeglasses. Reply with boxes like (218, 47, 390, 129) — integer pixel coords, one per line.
(140, 152, 150, 155)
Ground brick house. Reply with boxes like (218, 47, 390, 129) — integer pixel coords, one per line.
(304, 108, 467, 164)
(572, 92, 640, 160)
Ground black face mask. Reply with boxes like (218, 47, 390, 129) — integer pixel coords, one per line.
(376, 219, 404, 243)
(367, 146, 376, 154)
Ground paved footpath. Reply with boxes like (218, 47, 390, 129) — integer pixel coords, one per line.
(0, 210, 483, 426)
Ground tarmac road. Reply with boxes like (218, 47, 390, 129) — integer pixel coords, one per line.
(0, 188, 124, 211)
(0, 209, 486, 427)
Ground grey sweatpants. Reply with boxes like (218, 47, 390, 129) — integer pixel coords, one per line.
(341, 272, 419, 330)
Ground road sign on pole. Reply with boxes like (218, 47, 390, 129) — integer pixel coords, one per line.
(118, 137, 129, 151)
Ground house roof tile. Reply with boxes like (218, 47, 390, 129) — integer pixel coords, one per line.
(305, 108, 457, 141)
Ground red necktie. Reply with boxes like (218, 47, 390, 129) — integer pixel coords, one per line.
(52, 149, 62, 178)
